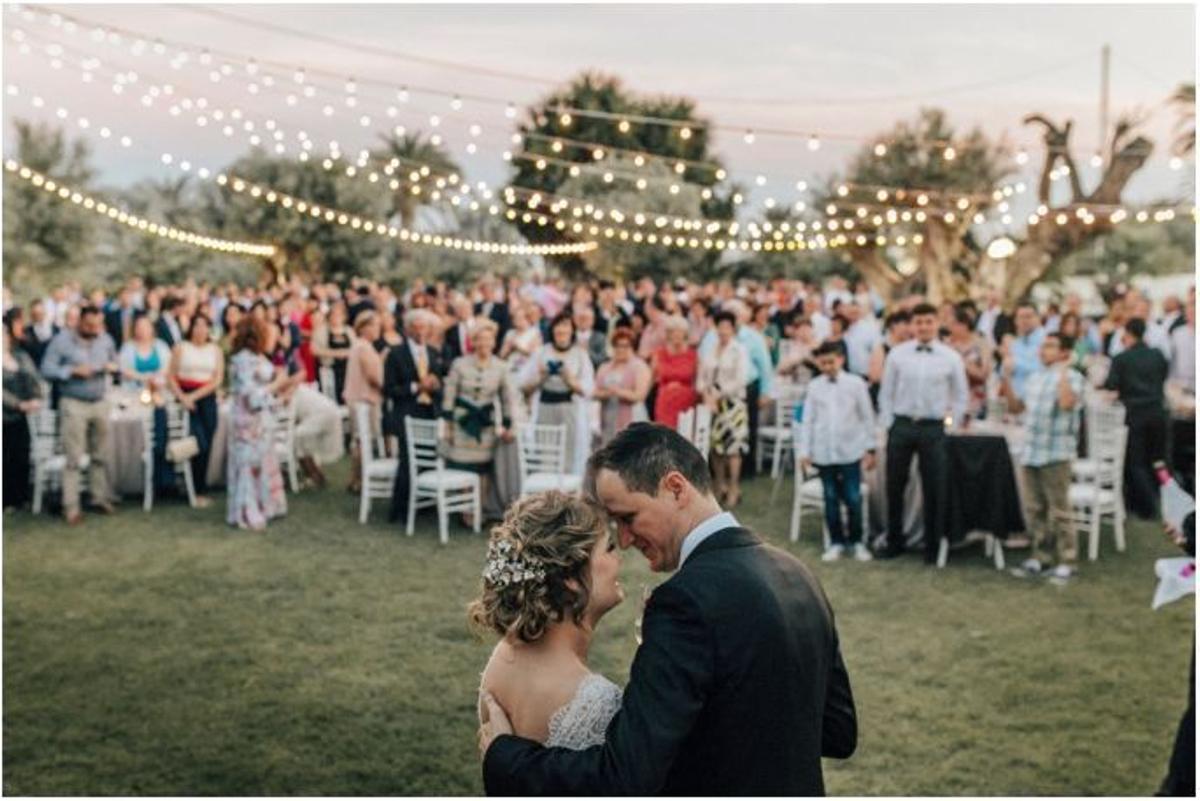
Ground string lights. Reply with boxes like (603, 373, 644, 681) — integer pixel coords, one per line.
(4, 159, 276, 257)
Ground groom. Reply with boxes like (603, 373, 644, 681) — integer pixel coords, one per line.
(480, 423, 857, 795)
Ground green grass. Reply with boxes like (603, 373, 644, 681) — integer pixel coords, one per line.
(3, 463, 1193, 795)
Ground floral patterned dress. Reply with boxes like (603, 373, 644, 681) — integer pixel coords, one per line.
(226, 350, 287, 529)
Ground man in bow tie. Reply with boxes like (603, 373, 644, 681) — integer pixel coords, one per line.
(876, 302, 969, 563)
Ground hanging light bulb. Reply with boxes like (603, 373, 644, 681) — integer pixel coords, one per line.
(1015, 148, 1029, 165)
(743, 129, 755, 145)
(807, 134, 820, 151)
(617, 119, 631, 133)
(943, 146, 957, 161)
(559, 112, 572, 127)
(450, 95, 462, 111)
(679, 126, 692, 140)
(874, 142, 887, 157)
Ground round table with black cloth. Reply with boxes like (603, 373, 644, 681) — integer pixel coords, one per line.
(941, 433, 1026, 545)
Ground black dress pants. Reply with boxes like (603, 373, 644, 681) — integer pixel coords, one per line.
(3, 417, 32, 509)
(388, 404, 438, 523)
(1125, 411, 1168, 520)
(886, 417, 947, 559)
(741, 380, 760, 479)
(1169, 417, 1195, 495)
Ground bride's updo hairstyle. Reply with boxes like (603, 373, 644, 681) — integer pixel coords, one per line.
(468, 490, 608, 644)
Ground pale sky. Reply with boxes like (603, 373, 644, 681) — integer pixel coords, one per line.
(2, 3, 1195, 232)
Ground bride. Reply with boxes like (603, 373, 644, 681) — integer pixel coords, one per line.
(468, 490, 624, 749)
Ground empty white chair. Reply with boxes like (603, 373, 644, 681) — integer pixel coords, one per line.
(28, 407, 89, 515)
(758, 386, 805, 479)
(405, 417, 481, 544)
(1065, 425, 1128, 561)
(162, 400, 199, 508)
(517, 423, 582, 496)
(354, 402, 398, 524)
(676, 407, 695, 440)
(318, 366, 338, 403)
(692, 405, 713, 462)
(270, 395, 301, 492)
(675, 405, 713, 461)
(1072, 400, 1126, 481)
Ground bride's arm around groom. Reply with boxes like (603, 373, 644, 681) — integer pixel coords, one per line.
(481, 422, 857, 796)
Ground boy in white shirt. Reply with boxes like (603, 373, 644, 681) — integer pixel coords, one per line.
(797, 341, 877, 561)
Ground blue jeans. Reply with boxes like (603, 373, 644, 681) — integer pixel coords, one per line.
(817, 462, 863, 546)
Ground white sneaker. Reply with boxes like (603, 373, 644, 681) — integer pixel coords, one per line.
(821, 545, 845, 562)
(853, 543, 874, 562)
(1010, 558, 1043, 578)
(1047, 564, 1076, 585)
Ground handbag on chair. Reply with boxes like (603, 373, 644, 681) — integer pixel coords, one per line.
(166, 435, 200, 463)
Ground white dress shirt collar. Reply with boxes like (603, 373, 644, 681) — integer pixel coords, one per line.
(679, 510, 739, 566)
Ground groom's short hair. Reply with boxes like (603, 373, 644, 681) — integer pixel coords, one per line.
(586, 423, 712, 497)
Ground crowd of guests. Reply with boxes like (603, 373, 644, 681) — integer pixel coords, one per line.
(2, 274, 1194, 562)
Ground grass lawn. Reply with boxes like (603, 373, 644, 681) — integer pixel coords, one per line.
(3, 462, 1193, 795)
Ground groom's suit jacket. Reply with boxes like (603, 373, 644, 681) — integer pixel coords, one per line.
(483, 526, 857, 796)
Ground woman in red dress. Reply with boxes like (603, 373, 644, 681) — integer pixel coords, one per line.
(651, 315, 698, 429)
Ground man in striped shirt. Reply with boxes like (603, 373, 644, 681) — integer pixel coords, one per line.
(1001, 331, 1085, 583)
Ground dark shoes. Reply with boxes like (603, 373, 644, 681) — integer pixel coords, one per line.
(874, 541, 906, 560)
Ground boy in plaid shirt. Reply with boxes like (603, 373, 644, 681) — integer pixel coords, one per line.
(1000, 331, 1085, 583)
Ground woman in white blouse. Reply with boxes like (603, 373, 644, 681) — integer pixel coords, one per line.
(168, 314, 223, 506)
(697, 310, 749, 507)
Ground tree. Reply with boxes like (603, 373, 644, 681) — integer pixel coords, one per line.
(198, 150, 394, 284)
(104, 176, 250, 286)
(1051, 213, 1195, 281)
(823, 109, 1010, 304)
(2, 120, 96, 296)
(1171, 83, 1195, 157)
(505, 72, 734, 280)
(372, 131, 462, 230)
(999, 113, 1154, 303)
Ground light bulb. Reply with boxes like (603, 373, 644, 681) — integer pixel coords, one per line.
(743, 130, 755, 145)
(807, 135, 820, 151)
(680, 126, 692, 140)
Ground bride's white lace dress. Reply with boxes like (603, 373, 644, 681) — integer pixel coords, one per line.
(544, 673, 623, 750)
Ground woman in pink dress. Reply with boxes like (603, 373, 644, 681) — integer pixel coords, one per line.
(651, 315, 698, 429)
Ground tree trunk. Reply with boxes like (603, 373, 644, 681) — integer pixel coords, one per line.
(1001, 116, 1153, 304)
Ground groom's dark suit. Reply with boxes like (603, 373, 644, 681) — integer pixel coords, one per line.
(484, 526, 857, 796)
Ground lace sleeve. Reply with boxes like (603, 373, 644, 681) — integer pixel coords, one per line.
(544, 674, 623, 751)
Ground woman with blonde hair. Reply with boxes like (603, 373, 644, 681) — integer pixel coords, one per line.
(343, 310, 386, 491)
(471, 490, 624, 748)
(698, 310, 750, 507)
(442, 318, 518, 524)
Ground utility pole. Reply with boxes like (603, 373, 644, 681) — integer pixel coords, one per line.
(1100, 44, 1111, 165)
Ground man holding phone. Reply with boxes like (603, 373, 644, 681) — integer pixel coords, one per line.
(39, 305, 119, 524)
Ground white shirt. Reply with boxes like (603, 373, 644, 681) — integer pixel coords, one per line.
(1109, 321, 1172, 360)
(1170, 323, 1195, 392)
(878, 339, 969, 429)
(679, 511, 739, 566)
(842, 319, 881, 376)
(796, 372, 876, 466)
(976, 305, 1001, 342)
(809, 312, 832, 343)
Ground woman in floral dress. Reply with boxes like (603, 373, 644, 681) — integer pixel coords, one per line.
(226, 316, 290, 530)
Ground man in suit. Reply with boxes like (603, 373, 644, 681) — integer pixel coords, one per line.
(22, 299, 57, 367)
(156, 295, 184, 347)
(480, 423, 857, 795)
(572, 304, 608, 368)
(104, 287, 137, 350)
(474, 278, 511, 343)
(384, 308, 445, 522)
(442, 296, 474, 365)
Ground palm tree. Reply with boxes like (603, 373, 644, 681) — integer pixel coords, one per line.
(373, 131, 461, 229)
(1171, 82, 1194, 156)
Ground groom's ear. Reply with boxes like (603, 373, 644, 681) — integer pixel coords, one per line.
(661, 471, 688, 505)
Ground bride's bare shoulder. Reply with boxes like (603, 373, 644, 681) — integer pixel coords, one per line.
(478, 639, 589, 741)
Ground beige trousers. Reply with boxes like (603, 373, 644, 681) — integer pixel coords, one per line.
(59, 397, 112, 515)
(1021, 461, 1077, 566)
